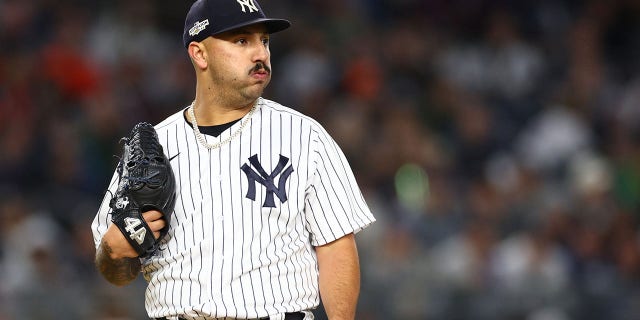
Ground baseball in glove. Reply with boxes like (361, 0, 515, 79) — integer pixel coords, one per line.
(109, 122, 176, 258)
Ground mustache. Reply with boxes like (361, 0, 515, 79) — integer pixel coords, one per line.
(249, 62, 271, 75)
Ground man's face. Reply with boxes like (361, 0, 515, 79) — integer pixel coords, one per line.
(202, 24, 272, 104)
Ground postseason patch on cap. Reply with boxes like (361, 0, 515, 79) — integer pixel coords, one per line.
(189, 19, 210, 37)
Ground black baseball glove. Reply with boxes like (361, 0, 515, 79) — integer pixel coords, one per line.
(109, 122, 176, 258)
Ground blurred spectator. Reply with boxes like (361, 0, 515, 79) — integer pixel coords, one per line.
(516, 105, 593, 174)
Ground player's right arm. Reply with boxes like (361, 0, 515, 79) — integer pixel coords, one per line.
(95, 210, 165, 285)
(95, 224, 142, 286)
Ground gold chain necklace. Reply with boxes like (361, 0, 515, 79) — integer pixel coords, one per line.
(187, 100, 257, 150)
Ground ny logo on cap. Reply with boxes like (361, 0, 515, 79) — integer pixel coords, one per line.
(237, 0, 259, 13)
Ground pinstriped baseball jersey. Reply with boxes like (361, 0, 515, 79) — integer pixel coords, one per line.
(91, 97, 375, 319)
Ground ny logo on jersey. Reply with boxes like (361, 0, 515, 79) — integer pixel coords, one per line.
(241, 154, 294, 207)
(237, 0, 259, 13)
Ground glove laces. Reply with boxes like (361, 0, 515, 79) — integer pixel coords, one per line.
(127, 122, 164, 164)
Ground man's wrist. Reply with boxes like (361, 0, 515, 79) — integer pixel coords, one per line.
(102, 224, 137, 259)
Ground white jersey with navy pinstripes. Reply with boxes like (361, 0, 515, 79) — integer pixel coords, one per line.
(91, 97, 375, 319)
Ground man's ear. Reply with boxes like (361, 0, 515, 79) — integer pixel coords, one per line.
(188, 42, 208, 70)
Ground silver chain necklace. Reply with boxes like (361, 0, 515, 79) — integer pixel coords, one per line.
(187, 100, 257, 150)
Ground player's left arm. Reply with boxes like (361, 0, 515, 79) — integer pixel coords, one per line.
(315, 233, 360, 320)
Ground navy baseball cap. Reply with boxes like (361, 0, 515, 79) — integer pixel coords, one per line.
(183, 0, 291, 48)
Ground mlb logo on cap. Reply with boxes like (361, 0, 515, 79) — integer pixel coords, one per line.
(183, 0, 291, 48)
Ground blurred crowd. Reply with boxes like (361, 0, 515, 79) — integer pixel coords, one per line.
(1, 0, 640, 319)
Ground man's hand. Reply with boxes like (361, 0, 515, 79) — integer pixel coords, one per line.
(95, 211, 166, 286)
(102, 211, 167, 259)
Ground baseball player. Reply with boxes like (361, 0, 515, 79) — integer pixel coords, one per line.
(91, 0, 375, 319)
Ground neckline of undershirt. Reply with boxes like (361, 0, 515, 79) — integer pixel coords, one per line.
(183, 109, 242, 138)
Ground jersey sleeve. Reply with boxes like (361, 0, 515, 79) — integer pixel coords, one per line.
(304, 127, 375, 246)
(91, 170, 119, 249)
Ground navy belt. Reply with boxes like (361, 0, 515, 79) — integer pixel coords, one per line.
(154, 311, 304, 320)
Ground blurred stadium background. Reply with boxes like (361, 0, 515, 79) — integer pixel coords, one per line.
(1, 0, 640, 319)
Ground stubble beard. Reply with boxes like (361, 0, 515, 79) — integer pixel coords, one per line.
(238, 77, 269, 103)
(240, 63, 271, 103)
(208, 63, 271, 108)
